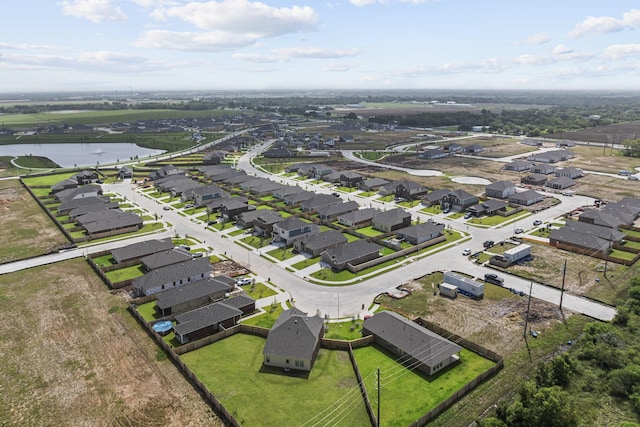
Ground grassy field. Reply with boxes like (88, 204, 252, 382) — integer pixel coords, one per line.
(240, 305, 284, 328)
(0, 259, 219, 426)
(243, 283, 277, 300)
(0, 179, 68, 263)
(181, 333, 370, 427)
(353, 345, 495, 427)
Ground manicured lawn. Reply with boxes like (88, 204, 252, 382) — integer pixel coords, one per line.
(291, 256, 321, 270)
(324, 321, 364, 340)
(357, 226, 384, 237)
(136, 301, 160, 322)
(344, 233, 360, 242)
(420, 205, 442, 215)
(610, 249, 636, 261)
(623, 229, 640, 238)
(181, 333, 369, 427)
(359, 191, 376, 197)
(278, 210, 292, 218)
(353, 345, 495, 427)
(266, 246, 297, 261)
(239, 235, 272, 249)
(621, 240, 640, 250)
(483, 283, 515, 300)
(91, 254, 116, 267)
(22, 172, 76, 187)
(376, 195, 394, 203)
(397, 200, 421, 208)
(466, 210, 529, 226)
(212, 221, 235, 231)
(228, 228, 246, 237)
(256, 205, 272, 210)
(239, 305, 284, 328)
(243, 283, 277, 300)
(30, 188, 52, 197)
(104, 264, 145, 282)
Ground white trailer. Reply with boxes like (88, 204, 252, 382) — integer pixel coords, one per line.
(443, 271, 484, 299)
(503, 243, 531, 264)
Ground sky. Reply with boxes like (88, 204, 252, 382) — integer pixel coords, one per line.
(3, 1, 640, 93)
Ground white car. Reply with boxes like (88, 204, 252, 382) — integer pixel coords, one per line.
(533, 219, 542, 226)
(462, 248, 471, 256)
(236, 277, 253, 286)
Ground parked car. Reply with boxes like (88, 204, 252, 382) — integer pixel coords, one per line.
(533, 219, 542, 226)
(483, 240, 494, 248)
(184, 203, 194, 209)
(462, 248, 472, 256)
(163, 206, 170, 210)
(442, 207, 451, 214)
(629, 176, 639, 181)
(331, 192, 341, 197)
(484, 273, 504, 286)
(514, 228, 524, 234)
(236, 277, 253, 286)
(464, 212, 473, 219)
(192, 252, 204, 258)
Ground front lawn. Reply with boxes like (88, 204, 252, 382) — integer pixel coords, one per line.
(266, 246, 297, 261)
(239, 235, 272, 249)
(243, 283, 277, 300)
(353, 345, 495, 427)
(291, 256, 321, 270)
(239, 305, 284, 328)
(181, 333, 369, 427)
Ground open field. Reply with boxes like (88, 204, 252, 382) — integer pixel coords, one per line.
(181, 333, 370, 427)
(0, 179, 68, 263)
(547, 120, 640, 144)
(0, 259, 219, 426)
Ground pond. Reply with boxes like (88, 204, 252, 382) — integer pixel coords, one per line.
(1, 142, 165, 168)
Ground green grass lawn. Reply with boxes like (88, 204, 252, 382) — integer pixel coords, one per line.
(358, 191, 376, 198)
(30, 188, 52, 197)
(91, 254, 116, 267)
(239, 235, 272, 249)
(22, 172, 76, 187)
(136, 301, 160, 322)
(397, 200, 421, 208)
(353, 345, 495, 427)
(356, 226, 384, 237)
(181, 333, 370, 427)
(243, 283, 277, 300)
(239, 305, 284, 328)
(324, 321, 364, 340)
(344, 233, 360, 242)
(621, 240, 640, 250)
(266, 247, 297, 261)
(212, 221, 235, 231)
(278, 210, 293, 218)
(623, 229, 640, 238)
(291, 256, 321, 270)
(104, 264, 145, 283)
(610, 249, 637, 261)
(375, 195, 395, 203)
(228, 229, 246, 237)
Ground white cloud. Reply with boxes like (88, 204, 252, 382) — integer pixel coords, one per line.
(512, 54, 554, 66)
(60, 0, 127, 23)
(603, 43, 640, 59)
(518, 32, 550, 45)
(349, 0, 429, 5)
(0, 50, 158, 72)
(552, 44, 572, 55)
(139, 0, 319, 51)
(570, 8, 640, 37)
(272, 47, 361, 59)
(232, 53, 285, 63)
(0, 42, 67, 51)
(322, 61, 357, 72)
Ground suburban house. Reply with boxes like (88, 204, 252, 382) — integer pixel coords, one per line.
(311, 164, 333, 179)
(272, 217, 319, 245)
(508, 189, 544, 206)
(322, 171, 342, 184)
(140, 247, 192, 271)
(149, 164, 185, 181)
(55, 185, 103, 202)
(71, 170, 100, 184)
(132, 257, 213, 297)
(444, 143, 464, 153)
(358, 178, 390, 192)
(226, 173, 254, 186)
(396, 181, 429, 200)
(372, 208, 412, 233)
(337, 208, 379, 228)
(155, 176, 193, 192)
(250, 182, 285, 197)
(316, 201, 359, 221)
(273, 186, 305, 200)
(420, 188, 451, 207)
(170, 180, 201, 198)
(396, 222, 444, 245)
(321, 240, 382, 271)
(464, 144, 485, 154)
(522, 138, 543, 146)
(362, 311, 462, 376)
(190, 185, 227, 206)
(555, 167, 584, 179)
(222, 293, 256, 316)
(220, 198, 251, 221)
(418, 149, 448, 160)
(263, 146, 294, 158)
(549, 221, 625, 256)
(531, 164, 557, 175)
(262, 308, 324, 372)
(284, 163, 311, 174)
(546, 176, 575, 190)
(154, 275, 235, 317)
(527, 150, 574, 163)
(251, 211, 284, 236)
(578, 199, 640, 228)
(51, 178, 78, 194)
(173, 301, 243, 344)
(58, 196, 111, 215)
(77, 210, 143, 238)
(68, 201, 119, 219)
(485, 181, 517, 199)
(240, 178, 272, 191)
(521, 173, 548, 186)
(118, 167, 133, 179)
(293, 230, 348, 257)
(300, 194, 343, 213)
(504, 160, 532, 172)
(111, 238, 174, 264)
(441, 190, 479, 213)
(203, 150, 226, 165)
(339, 172, 364, 188)
(283, 191, 315, 207)
(466, 199, 508, 217)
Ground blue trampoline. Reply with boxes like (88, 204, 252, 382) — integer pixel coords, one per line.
(152, 320, 173, 334)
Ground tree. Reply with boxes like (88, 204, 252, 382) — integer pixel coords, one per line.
(623, 139, 640, 157)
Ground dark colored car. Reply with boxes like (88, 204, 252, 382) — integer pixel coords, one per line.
(484, 273, 504, 286)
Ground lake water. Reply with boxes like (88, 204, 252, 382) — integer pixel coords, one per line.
(0, 143, 166, 168)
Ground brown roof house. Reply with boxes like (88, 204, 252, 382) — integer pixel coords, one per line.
(362, 311, 462, 376)
(262, 308, 324, 372)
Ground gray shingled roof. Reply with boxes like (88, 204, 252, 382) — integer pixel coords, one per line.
(132, 257, 213, 295)
(298, 230, 347, 252)
(363, 311, 462, 369)
(222, 293, 255, 310)
(111, 238, 174, 263)
(316, 200, 359, 218)
(396, 222, 444, 240)
(337, 208, 379, 224)
(82, 212, 143, 234)
(486, 180, 515, 191)
(322, 240, 382, 265)
(275, 217, 310, 232)
(140, 248, 192, 270)
(173, 302, 242, 336)
(58, 196, 109, 213)
(373, 208, 411, 228)
(69, 202, 119, 218)
(549, 228, 611, 253)
(262, 309, 324, 360)
(155, 276, 233, 310)
(55, 185, 102, 202)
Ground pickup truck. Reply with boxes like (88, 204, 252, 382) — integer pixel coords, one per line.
(484, 273, 504, 286)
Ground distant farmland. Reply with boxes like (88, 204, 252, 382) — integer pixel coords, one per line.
(548, 120, 640, 144)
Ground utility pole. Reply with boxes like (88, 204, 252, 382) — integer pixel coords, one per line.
(524, 281, 533, 338)
(377, 368, 381, 427)
(604, 231, 612, 277)
(559, 260, 567, 311)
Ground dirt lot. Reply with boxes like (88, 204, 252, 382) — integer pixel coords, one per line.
(0, 259, 221, 426)
(547, 120, 640, 144)
(0, 179, 68, 263)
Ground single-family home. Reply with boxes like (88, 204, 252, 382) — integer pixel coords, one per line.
(372, 208, 412, 233)
(173, 301, 243, 344)
(252, 211, 284, 236)
(58, 196, 111, 215)
(149, 164, 185, 181)
(311, 164, 333, 179)
(273, 186, 305, 200)
(420, 188, 451, 207)
(55, 185, 103, 202)
(154, 275, 234, 317)
(362, 311, 462, 376)
(555, 167, 584, 179)
(220, 198, 251, 221)
(203, 150, 226, 165)
(546, 177, 575, 190)
(271, 217, 319, 245)
(418, 149, 448, 160)
(51, 178, 78, 194)
(262, 308, 324, 372)
(191, 185, 227, 206)
(316, 201, 359, 221)
(464, 144, 485, 154)
(508, 189, 544, 206)
(321, 240, 382, 271)
(283, 191, 315, 207)
(78, 211, 144, 238)
(396, 222, 444, 245)
(132, 257, 213, 297)
(521, 173, 547, 186)
(118, 167, 133, 179)
(111, 238, 174, 264)
(358, 178, 390, 192)
(396, 181, 429, 200)
(504, 160, 532, 172)
(71, 170, 100, 185)
(444, 143, 464, 153)
(485, 181, 517, 199)
(441, 190, 479, 213)
(466, 199, 508, 217)
(300, 194, 342, 213)
(337, 208, 379, 228)
(140, 247, 193, 271)
(293, 230, 347, 257)
(339, 172, 364, 188)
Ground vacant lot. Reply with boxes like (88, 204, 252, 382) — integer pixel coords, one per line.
(0, 259, 219, 426)
(547, 120, 640, 144)
(0, 179, 68, 263)
(181, 333, 370, 426)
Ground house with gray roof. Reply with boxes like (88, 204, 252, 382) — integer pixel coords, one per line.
(188, 184, 226, 206)
(466, 199, 508, 217)
(111, 238, 174, 264)
(396, 222, 444, 245)
(549, 221, 623, 256)
(316, 201, 359, 221)
(132, 257, 213, 297)
(149, 164, 185, 181)
(338, 208, 379, 227)
(272, 217, 319, 245)
(262, 308, 324, 372)
(294, 230, 348, 256)
(155, 275, 234, 317)
(156, 177, 194, 192)
(203, 150, 227, 165)
(273, 186, 305, 200)
(283, 191, 315, 206)
(420, 188, 451, 207)
(220, 198, 251, 221)
(170, 180, 201, 198)
(221, 293, 256, 315)
(226, 173, 254, 186)
(418, 149, 448, 160)
(441, 190, 479, 213)
(396, 181, 429, 200)
(253, 211, 285, 236)
(485, 181, 517, 199)
(300, 194, 342, 213)
(504, 160, 532, 172)
(362, 311, 462, 376)
(521, 173, 547, 186)
(531, 164, 557, 175)
(58, 196, 110, 215)
(373, 208, 412, 233)
(55, 185, 103, 202)
(508, 189, 544, 206)
(555, 167, 584, 179)
(339, 172, 364, 187)
(173, 301, 243, 344)
(69, 202, 120, 219)
(51, 178, 78, 194)
(546, 176, 575, 190)
(140, 247, 192, 271)
(250, 182, 285, 197)
(311, 164, 333, 179)
(77, 210, 143, 238)
(71, 170, 100, 185)
(358, 177, 390, 192)
(321, 240, 382, 271)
